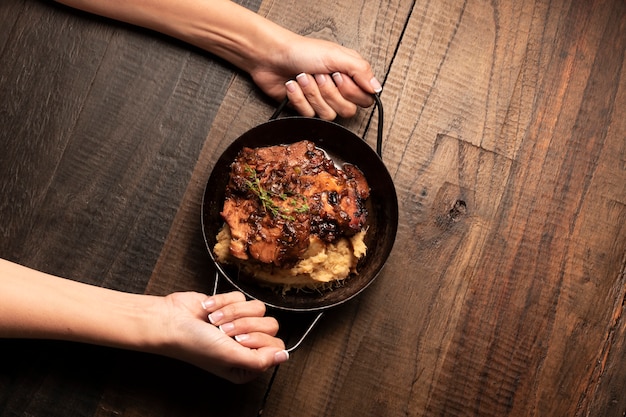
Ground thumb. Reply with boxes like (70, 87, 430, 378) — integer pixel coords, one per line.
(222, 347, 290, 384)
(328, 49, 382, 94)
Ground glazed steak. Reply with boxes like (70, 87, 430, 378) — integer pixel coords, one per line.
(220, 140, 370, 267)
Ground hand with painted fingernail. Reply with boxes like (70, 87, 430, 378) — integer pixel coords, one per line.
(54, 0, 380, 121)
(155, 291, 288, 384)
(246, 34, 382, 120)
(0, 259, 287, 385)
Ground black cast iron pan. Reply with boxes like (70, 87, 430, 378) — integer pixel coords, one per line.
(201, 96, 397, 346)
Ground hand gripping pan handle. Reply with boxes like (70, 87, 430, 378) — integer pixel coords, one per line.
(211, 270, 323, 353)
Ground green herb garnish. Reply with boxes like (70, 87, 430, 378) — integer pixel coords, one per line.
(243, 165, 309, 221)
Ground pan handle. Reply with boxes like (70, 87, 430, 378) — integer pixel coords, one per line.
(211, 271, 323, 353)
(285, 311, 324, 353)
(270, 93, 385, 158)
(211, 270, 220, 296)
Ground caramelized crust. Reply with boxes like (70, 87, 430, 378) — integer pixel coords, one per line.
(220, 140, 369, 267)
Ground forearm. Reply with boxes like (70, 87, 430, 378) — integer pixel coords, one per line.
(0, 259, 159, 351)
(54, 0, 292, 74)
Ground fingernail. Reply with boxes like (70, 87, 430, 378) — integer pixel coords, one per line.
(296, 72, 309, 87)
(331, 72, 343, 86)
(314, 73, 327, 86)
(285, 80, 297, 93)
(208, 311, 223, 324)
(219, 322, 235, 333)
(274, 350, 290, 363)
(234, 334, 250, 342)
(201, 298, 215, 310)
(370, 76, 383, 93)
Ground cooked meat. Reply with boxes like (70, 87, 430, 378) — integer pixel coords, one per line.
(220, 140, 370, 267)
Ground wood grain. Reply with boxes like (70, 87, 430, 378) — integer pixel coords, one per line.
(261, 0, 626, 416)
(0, 0, 624, 416)
(0, 1, 247, 416)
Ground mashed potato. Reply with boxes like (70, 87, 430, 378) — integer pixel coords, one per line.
(214, 225, 367, 291)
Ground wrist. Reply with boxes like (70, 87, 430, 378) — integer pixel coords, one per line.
(188, 2, 295, 74)
(94, 291, 164, 353)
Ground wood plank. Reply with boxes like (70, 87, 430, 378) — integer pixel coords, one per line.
(140, 1, 414, 416)
(1, 0, 242, 285)
(141, 0, 413, 295)
(0, 1, 243, 416)
(261, 0, 626, 416)
(584, 46, 626, 415)
(1, 2, 233, 291)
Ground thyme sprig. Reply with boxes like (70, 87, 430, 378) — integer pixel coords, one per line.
(243, 165, 309, 221)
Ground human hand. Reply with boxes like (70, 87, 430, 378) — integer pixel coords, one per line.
(154, 291, 288, 384)
(53, 0, 380, 121)
(249, 36, 382, 120)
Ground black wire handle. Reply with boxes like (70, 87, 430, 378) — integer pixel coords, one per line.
(270, 97, 290, 120)
(270, 93, 385, 158)
(372, 92, 383, 157)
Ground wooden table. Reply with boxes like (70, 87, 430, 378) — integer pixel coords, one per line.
(1, 0, 625, 416)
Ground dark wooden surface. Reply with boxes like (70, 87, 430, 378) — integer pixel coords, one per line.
(1, 0, 625, 416)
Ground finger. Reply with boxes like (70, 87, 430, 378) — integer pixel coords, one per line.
(332, 52, 383, 96)
(208, 299, 267, 326)
(238, 347, 290, 373)
(351, 71, 383, 96)
(201, 291, 246, 314)
(216, 347, 289, 384)
(234, 332, 286, 350)
(219, 316, 279, 338)
(295, 72, 337, 120)
(285, 79, 316, 117)
(314, 73, 357, 118)
(253, 347, 289, 368)
(331, 72, 377, 108)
